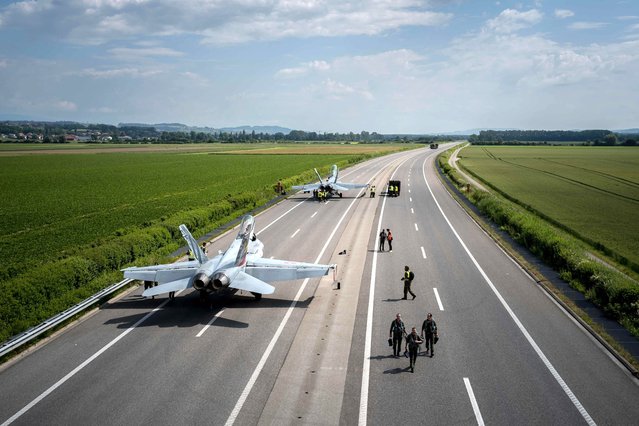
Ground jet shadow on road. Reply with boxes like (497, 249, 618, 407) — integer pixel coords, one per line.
(102, 291, 313, 330)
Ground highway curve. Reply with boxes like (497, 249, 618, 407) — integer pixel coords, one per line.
(1, 146, 638, 426)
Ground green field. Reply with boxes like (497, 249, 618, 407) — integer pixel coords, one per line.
(0, 144, 408, 280)
(458, 146, 639, 269)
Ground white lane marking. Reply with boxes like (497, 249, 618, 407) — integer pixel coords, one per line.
(411, 208, 414, 214)
(1, 158, 399, 426)
(409, 197, 412, 202)
(421, 246, 426, 259)
(196, 309, 226, 337)
(291, 228, 300, 238)
(360, 156, 413, 426)
(414, 223, 419, 231)
(270, 256, 274, 259)
(433, 288, 444, 311)
(421, 159, 596, 426)
(408, 183, 410, 187)
(227, 160, 393, 426)
(2, 294, 179, 426)
(311, 211, 318, 218)
(409, 189, 411, 193)
(464, 378, 485, 426)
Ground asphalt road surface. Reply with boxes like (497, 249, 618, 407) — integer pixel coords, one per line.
(1, 146, 638, 426)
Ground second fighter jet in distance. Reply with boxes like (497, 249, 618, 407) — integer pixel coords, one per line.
(293, 164, 368, 198)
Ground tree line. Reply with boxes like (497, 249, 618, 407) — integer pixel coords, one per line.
(0, 121, 458, 144)
(469, 130, 637, 146)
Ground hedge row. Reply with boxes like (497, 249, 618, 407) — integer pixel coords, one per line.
(437, 149, 639, 337)
(0, 155, 380, 343)
(0, 189, 271, 342)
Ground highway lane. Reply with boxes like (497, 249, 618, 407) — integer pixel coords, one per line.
(341, 147, 639, 425)
(0, 149, 419, 426)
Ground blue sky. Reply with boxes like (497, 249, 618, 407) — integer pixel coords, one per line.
(0, 0, 638, 133)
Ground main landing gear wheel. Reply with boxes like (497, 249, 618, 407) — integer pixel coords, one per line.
(251, 292, 262, 301)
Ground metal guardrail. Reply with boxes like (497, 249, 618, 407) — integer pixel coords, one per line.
(0, 278, 134, 359)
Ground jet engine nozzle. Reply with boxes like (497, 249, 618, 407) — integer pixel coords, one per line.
(211, 272, 230, 290)
(193, 272, 210, 291)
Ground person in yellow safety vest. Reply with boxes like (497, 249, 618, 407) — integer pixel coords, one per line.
(188, 249, 195, 261)
(370, 185, 376, 198)
(400, 265, 416, 300)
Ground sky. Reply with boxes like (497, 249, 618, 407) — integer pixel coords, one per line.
(0, 0, 638, 134)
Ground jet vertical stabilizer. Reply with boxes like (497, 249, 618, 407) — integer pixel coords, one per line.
(179, 224, 208, 264)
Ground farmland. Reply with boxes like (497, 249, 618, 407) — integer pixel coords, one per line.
(458, 146, 639, 270)
(0, 143, 410, 281)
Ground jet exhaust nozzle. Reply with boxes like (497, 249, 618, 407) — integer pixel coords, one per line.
(193, 272, 210, 291)
(212, 272, 230, 290)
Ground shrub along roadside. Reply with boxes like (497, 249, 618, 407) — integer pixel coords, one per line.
(0, 153, 382, 344)
(437, 147, 639, 339)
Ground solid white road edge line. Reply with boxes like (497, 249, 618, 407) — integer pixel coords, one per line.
(196, 308, 226, 337)
(433, 288, 444, 311)
(359, 155, 414, 426)
(464, 378, 485, 426)
(421, 158, 596, 426)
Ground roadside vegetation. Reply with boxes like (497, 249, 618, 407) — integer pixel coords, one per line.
(0, 143, 414, 343)
(438, 145, 639, 340)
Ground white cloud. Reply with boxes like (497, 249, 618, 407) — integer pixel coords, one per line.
(617, 16, 639, 21)
(55, 100, 77, 111)
(485, 9, 542, 33)
(74, 67, 162, 78)
(275, 60, 330, 78)
(554, 9, 574, 19)
(568, 22, 608, 30)
(318, 78, 374, 101)
(0, 0, 452, 45)
(108, 47, 184, 59)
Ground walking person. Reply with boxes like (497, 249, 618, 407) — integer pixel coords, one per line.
(386, 229, 393, 252)
(421, 313, 438, 357)
(405, 327, 423, 373)
(389, 313, 405, 357)
(379, 229, 387, 252)
(400, 265, 416, 300)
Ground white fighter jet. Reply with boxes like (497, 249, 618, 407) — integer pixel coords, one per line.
(293, 164, 368, 198)
(122, 215, 335, 300)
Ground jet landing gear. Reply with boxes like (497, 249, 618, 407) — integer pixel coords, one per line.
(251, 292, 263, 301)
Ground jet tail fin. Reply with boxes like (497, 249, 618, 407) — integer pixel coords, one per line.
(314, 168, 323, 184)
(179, 224, 208, 264)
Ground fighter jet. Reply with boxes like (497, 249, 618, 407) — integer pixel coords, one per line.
(122, 215, 335, 300)
(292, 164, 368, 198)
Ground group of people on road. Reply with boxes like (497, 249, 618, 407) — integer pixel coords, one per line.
(378, 228, 393, 252)
(389, 312, 438, 373)
(312, 188, 330, 202)
(388, 183, 399, 197)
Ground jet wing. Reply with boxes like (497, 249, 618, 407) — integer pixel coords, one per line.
(229, 271, 275, 294)
(334, 182, 368, 190)
(245, 257, 335, 282)
(122, 260, 200, 283)
(292, 183, 321, 191)
(142, 277, 192, 297)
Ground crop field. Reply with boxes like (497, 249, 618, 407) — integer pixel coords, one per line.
(0, 144, 411, 281)
(458, 146, 639, 268)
